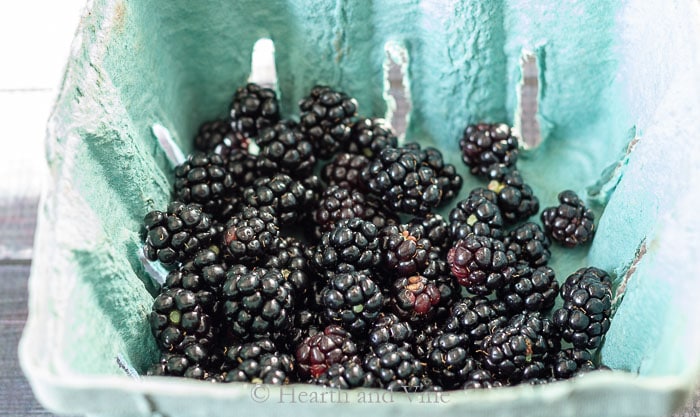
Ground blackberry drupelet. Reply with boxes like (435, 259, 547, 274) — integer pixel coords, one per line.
(462, 370, 504, 389)
(316, 360, 368, 389)
(165, 247, 227, 315)
(550, 348, 597, 380)
(221, 265, 295, 342)
(230, 83, 280, 138)
(480, 311, 561, 383)
(263, 237, 312, 306)
(299, 85, 358, 159)
(320, 270, 384, 335)
(368, 313, 414, 349)
(143, 201, 219, 268)
(362, 342, 426, 391)
(391, 275, 442, 323)
(296, 325, 360, 379)
(174, 151, 233, 220)
(285, 309, 323, 352)
(487, 170, 539, 224)
(447, 235, 516, 295)
(256, 121, 316, 178)
(553, 267, 613, 349)
(321, 152, 369, 191)
(222, 205, 279, 264)
(407, 213, 450, 255)
(222, 150, 258, 215)
(427, 332, 478, 389)
(449, 191, 504, 242)
(242, 174, 323, 225)
(346, 118, 398, 158)
(308, 218, 381, 276)
(194, 119, 248, 158)
(541, 190, 596, 247)
(460, 123, 519, 178)
(148, 349, 223, 381)
(363, 197, 401, 231)
(443, 296, 510, 353)
(312, 185, 368, 237)
(223, 339, 295, 384)
(361, 145, 462, 216)
(379, 223, 433, 279)
(412, 322, 443, 359)
(504, 222, 551, 267)
(497, 264, 559, 314)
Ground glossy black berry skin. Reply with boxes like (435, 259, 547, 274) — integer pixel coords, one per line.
(295, 325, 359, 379)
(553, 267, 613, 349)
(346, 118, 398, 158)
(504, 222, 551, 267)
(407, 213, 450, 255)
(256, 121, 316, 178)
(362, 343, 426, 391)
(541, 190, 595, 247)
(224, 339, 294, 384)
(316, 360, 368, 389)
(194, 119, 248, 158)
(447, 235, 516, 295)
(550, 348, 598, 380)
(309, 218, 381, 276)
(174, 152, 234, 220)
(487, 170, 539, 224)
(165, 247, 227, 315)
(443, 296, 509, 353)
(263, 237, 312, 306)
(379, 224, 433, 279)
(299, 85, 358, 159)
(148, 350, 223, 381)
(368, 313, 414, 349)
(321, 152, 369, 191)
(320, 270, 384, 336)
(449, 191, 504, 242)
(427, 332, 479, 389)
(242, 174, 322, 225)
(460, 123, 519, 178)
(222, 205, 280, 264)
(497, 264, 559, 314)
(312, 185, 368, 237)
(230, 83, 280, 138)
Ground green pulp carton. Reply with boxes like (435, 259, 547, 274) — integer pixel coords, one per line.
(20, 0, 700, 416)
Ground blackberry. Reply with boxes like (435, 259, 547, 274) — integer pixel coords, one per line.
(379, 224, 433, 279)
(443, 296, 510, 353)
(541, 190, 596, 247)
(316, 360, 368, 389)
(263, 237, 312, 306)
(223, 339, 294, 384)
(222, 150, 258, 215)
(362, 343, 426, 391)
(256, 121, 316, 178)
(504, 222, 551, 267)
(412, 322, 443, 359)
(447, 235, 516, 295)
(320, 270, 384, 335)
(221, 265, 295, 341)
(173, 152, 234, 219)
(480, 312, 560, 383)
(299, 85, 358, 159)
(496, 264, 559, 314)
(321, 152, 369, 191)
(427, 332, 478, 389)
(143, 202, 219, 268)
(449, 191, 504, 242)
(284, 309, 323, 352)
(148, 349, 223, 381)
(487, 171, 539, 224)
(391, 275, 442, 323)
(222, 205, 279, 264)
(346, 118, 398, 158)
(363, 197, 401, 231)
(553, 267, 613, 349)
(308, 218, 381, 276)
(312, 185, 368, 237)
(230, 83, 280, 138)
(550, 348, 597, 380)
(368, 313, 414, 349)
(460, 123, 519, 178)
(295, 325, 359, 379)
(194, 119, 247, 158)
(361, 146, 462, 216)
(242, 174, 323, 225)
(407, 213, 450, 255)
(462, 370, 504, 389)
(165, 247, 227, 315)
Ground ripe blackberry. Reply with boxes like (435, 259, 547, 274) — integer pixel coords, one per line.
(541, 190, 596, 247)
(449, 192, 504, 242)
(361, 146, 462, 216)
(550, 348, 597, 380)
(299, 85, 358, 159)
(312, 185, 367, 237)
(256, 121, 316, 178)
(443, 296, 510, 353)
(148, 349, 223, 381)
(481, 312, 560, 383)
(460, 123, 519, 178)
(221, 265, 295, 341)
(553, 267, 613, 349)
(363, 197, 401, 231)
(321, 152, 369, 191)
(368, 313, 414, 349)
(320, 270, 384, 335)
(391, 275, 442, 323)
(407, 213, 450, 255)
(504, 222, 551, 267)
(222, 205, 279, 264)
(143, 202, 219, 268)
(427, 332, 478, 389)
(224, 339, 294, 384)
(165, 247, 227, 315)
(497, 264, 559, 314)
(308, 218, 381, 276)
(295, 325, 360, 379)
(447, 235, 516, 295)
(379, 224, 433, 279)
(487, 171, 539, 224)
(194, 119, 248, 158)
(230, 83, 280, 138)
(242, 174, 322, 225)
(346, 118, 398, 158)
(362, 343, 426, 391)
(285, 309, 323, 352)
(316, 360, 368, 389)
(173, 151, 234, 219)
(222, 150, 258, 214)
(263, 237, 312, 306)
(462, 370, 504, 389)
(412, 322, 443, 359)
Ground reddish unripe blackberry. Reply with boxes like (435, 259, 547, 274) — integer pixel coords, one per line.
(447, 235, 516, 295)
(299, 85, 358, 159)
(320, 270, 384, 336)
(487, 170, 539, 224)
(309, 218, 381, 276)
(497, 264, 559, 314)
(346, 118, 398, 158)
(391, 275, 442, 322)
(443, 296, 510, 353)
(379, 224, 433, 279)
(460, 123, 519, 178)
(427, 332, 478, 389)
(143, 202, 219, 268)
(541, 190, 595, 247)
(295, 325, 359, 379)
(368, 313, 414, 349)
(504, 222, 551, 267)
(362, 343, 426, 391)
(313, 185, 368, 237)
(230, 83, 280, 138)
(553, 267, 613, 349)
(321, 152, 369, 191)
(242, 174, 322, 225)
(222, 205, 279, 264)
(224, 339, 294, 384)
(256, 121, 316, 178)
(194, 119, 248, 158)
(550, 348, 598, 380)
(449, 191, 504, 242)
